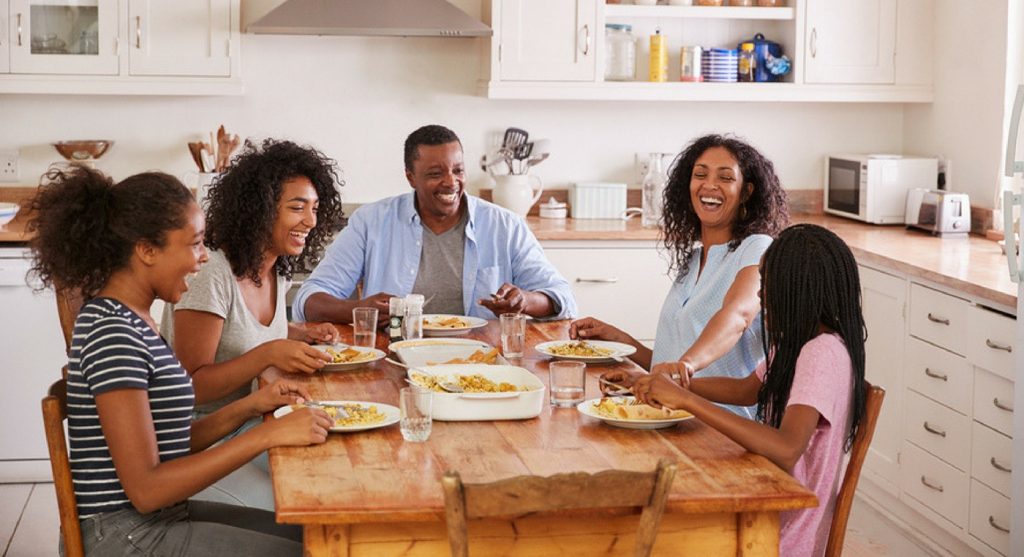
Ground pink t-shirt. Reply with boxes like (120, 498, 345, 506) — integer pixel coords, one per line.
(756, 333, 854, 557)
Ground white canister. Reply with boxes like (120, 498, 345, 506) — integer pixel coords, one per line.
(539, 197, 568, 219)
(570, 182, 627, 219)
(182, 171, 218, 210)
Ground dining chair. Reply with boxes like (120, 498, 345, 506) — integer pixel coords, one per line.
(42, 378, 85, 557)
(55, 285, 82, 354)
(824, 381, 886, 557)
(442, 458, 676, 557)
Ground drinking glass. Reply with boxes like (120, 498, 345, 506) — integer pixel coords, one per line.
(500, 313, 526, 358)
(352, 307, 378, 347)
(549, 361, 586, 408)
(399, 387, 433, 442)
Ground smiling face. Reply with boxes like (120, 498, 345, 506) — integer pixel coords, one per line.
(270, 176, 319, 258)
(406, 141, 466, 223)
(150, 201, 208, 303)
(689, 146, 752, 238)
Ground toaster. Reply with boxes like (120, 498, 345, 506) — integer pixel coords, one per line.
(904, 189, 971, 238)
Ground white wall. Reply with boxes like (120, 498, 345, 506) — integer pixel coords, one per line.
(0, 5, 908, 202)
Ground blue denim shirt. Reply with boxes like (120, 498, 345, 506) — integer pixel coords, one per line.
(292, 193, 577, 321)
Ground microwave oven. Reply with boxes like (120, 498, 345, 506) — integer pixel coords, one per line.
(824, 155, 938, 224)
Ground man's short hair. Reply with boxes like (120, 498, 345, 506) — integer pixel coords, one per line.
(404, 125, 462, 172)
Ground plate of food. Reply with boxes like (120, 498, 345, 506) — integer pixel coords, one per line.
(313, 344, 386, 372)
(421, 314, 488, 337)
(534, 340, 637, 363)
(273, 401, 400, 433)
(577, 397, 694, 430)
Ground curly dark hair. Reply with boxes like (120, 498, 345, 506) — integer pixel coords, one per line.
(27, 166, 194, 299)
(203, 138, 344, 285)
(404, 125, 461, 171)
(662, 134, 789, 277)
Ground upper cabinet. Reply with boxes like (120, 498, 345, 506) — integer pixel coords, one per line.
(482, 0, 933, 102)
(0, 0, 241, 94)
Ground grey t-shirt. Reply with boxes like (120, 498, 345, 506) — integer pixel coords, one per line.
(412, 212, 467, 315)
(162, 249, 288, 415)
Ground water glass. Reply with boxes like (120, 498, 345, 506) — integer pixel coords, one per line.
(500, 313, 527, 358)
(549, 361, 586, 408)
(352, 307, 378, 347)
(399, 387, 433, 442)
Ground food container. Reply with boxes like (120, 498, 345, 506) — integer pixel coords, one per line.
(391, 338, 510, 368)
(408, 364, 545, 421)
(680, 46, 703, 82)
(539, 197, 568, 219)
(570, 182, 627, 219)
(604, 24, 637, 81)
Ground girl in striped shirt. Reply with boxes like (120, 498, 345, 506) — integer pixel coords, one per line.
(28, 166, 333, 556)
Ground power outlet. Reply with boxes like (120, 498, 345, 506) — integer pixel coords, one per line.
(0, 150, 19, 182)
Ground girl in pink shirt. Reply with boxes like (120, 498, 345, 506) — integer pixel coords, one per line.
(631, 224, 868, 557)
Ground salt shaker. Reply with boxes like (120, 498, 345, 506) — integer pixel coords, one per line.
(403, 294, 425, 340)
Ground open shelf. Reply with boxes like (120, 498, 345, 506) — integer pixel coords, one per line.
(604, 5, 796, 20)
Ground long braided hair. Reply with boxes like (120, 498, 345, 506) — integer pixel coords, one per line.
(756, 224, 867, 451)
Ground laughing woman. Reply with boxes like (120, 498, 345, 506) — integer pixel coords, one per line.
(571, 134, 789, 418)
(163, 139, 344, 508)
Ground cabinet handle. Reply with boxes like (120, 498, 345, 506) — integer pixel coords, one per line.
(926, 312, 950, 325)
(16, 13, 22, 47)
(920, 476, 944, 492)
(136, 16, 142, 48)
(810, 28, 817, 58)
(576, 277, 619, 284)
(993, 398, 1014, 413)
(580, 24, 590, 56)
(989, 516, 1010, 533)
(922, 421, 946, 438)
(923, 368, 948, 381)
(985, 339, 1013, 353)
(990, 457, 1012, 473)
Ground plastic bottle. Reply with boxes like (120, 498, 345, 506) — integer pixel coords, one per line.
(641, 153, 667, 228)
(738, 42, 756, 82)
(402, 294, 424, 340)
(388, 296, 405, 342)
(648, 28, 668, 83)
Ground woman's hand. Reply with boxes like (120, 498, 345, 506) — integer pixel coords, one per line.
(247, 379, 313, 416)
(260, 339, 331, 373)
(598, 369, 647, 394)
(292, 322, 340, 344)
(650, 361, 695, 389)
(262, 406, 332, 447)
(632, 373, 691, 410)
(569, 317, 632, 345)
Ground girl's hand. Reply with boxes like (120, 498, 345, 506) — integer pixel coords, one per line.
(298, 322, 340, 344)
(598, 369, 646, 394)
(569, 317, 631, 345)
(632, 373, 690, 410)
(262, 339, 331, 373)
(248, 379, 313, 415)
(650, 361, 695, 389)
(263, 407, 332, 447)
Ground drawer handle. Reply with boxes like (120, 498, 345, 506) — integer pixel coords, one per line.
(990, 457, 1012, 473)
(576, 277, 619, 284)
(924, 368, 948, 381)
(989, 516, 1010, 533)
(920, 476, 944, 492)
(985, 339, 1013, 353)
(993, 398, 1014, 413)
(926, 313, 950, 325)
(922, 421, 947, 437)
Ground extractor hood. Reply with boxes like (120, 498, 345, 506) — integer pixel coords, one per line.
(248, 0, 492, 38)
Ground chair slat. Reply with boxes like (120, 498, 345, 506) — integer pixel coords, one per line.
(42, 378, 84, 557)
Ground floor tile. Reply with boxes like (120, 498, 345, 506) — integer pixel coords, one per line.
(6, 484, 59, 557)
(844, 496, 940, 556)
(0, 484, 32, 556)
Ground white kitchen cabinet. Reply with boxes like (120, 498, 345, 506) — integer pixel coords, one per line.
(497, 0, 596, 81)
(9, 0, 119, 75)
(0, 0, 10, 73)
(803, 0, 896, 84)
(127, 0, 230, 77)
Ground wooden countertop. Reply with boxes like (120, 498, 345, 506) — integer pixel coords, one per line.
(527, 216, 661, 241)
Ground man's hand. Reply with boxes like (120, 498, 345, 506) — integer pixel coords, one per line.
(479, 283, 529, 316)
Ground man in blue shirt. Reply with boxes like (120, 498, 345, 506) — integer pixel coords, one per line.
(292, 125, 576, 324)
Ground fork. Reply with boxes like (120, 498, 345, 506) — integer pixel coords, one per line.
(598, 377, 632, 396)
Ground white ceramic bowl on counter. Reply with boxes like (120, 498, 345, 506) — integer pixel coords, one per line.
(0, 203, 20, 226)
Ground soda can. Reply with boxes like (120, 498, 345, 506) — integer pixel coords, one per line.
(680, 46, 703, 82)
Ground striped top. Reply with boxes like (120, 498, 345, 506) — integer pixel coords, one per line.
(66, 297, 195, 519)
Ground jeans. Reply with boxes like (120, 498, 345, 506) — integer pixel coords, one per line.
(73, 500, 301, 556)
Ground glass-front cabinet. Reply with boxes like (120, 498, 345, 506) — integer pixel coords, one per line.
(9, 0, 118, 74)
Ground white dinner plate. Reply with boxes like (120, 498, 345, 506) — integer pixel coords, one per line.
(576, 397, 694, 430)
(273, 401, 400, 432)
(312, 344, 386, 372)
(534, 340, 637, 363)
(421, 314, 488, 337)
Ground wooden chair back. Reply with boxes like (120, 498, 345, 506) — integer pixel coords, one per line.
(824, 382, 886, 557)
(42, 379, 84, 557)
(442, 458, 676, 557)
(55, 286, 82, 354)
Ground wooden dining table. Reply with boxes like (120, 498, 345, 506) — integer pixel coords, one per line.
(262, 319, 816, 556)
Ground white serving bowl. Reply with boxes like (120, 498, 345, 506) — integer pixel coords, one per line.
(0, 203, 20, 226)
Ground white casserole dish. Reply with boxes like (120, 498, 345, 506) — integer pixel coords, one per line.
(394, 341, 509, 368)
(407, 364, 545, 421)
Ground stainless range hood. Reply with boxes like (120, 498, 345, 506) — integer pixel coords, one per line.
(248, 0, 492, 38)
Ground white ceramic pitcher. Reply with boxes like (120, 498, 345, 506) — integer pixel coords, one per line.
(182, 171, 218, 210)
(492, 174, 543, 217)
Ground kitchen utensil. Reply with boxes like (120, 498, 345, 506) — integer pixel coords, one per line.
(598, 378, 631, 396)
(407, 364, 545, 421)
(502, 127, 529, 152)
(304, 400, 349, 418)
(187, 142, 206, 172)
(393, 359, 465, 392)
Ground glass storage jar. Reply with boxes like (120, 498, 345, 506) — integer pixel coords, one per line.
(604, 24, 637, 81)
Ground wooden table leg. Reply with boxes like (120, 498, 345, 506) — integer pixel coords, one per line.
(304, 524, 350, 557)
(736, 511, 779, 557)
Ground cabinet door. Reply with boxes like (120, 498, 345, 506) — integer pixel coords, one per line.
(0, 0, 9, 73)
(128, 0, 230, 76)
(804, 0, 896, 84)
(859, 265, 906, 494)
(499, 0, 595, 82)
(9, 0, 118, 74)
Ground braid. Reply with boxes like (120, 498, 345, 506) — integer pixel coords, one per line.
(756, 224, 867, 452)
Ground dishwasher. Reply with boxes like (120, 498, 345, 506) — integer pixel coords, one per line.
(0, 247, 67, 482)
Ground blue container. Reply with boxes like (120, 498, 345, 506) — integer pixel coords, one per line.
(737, 33, 783, 82)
